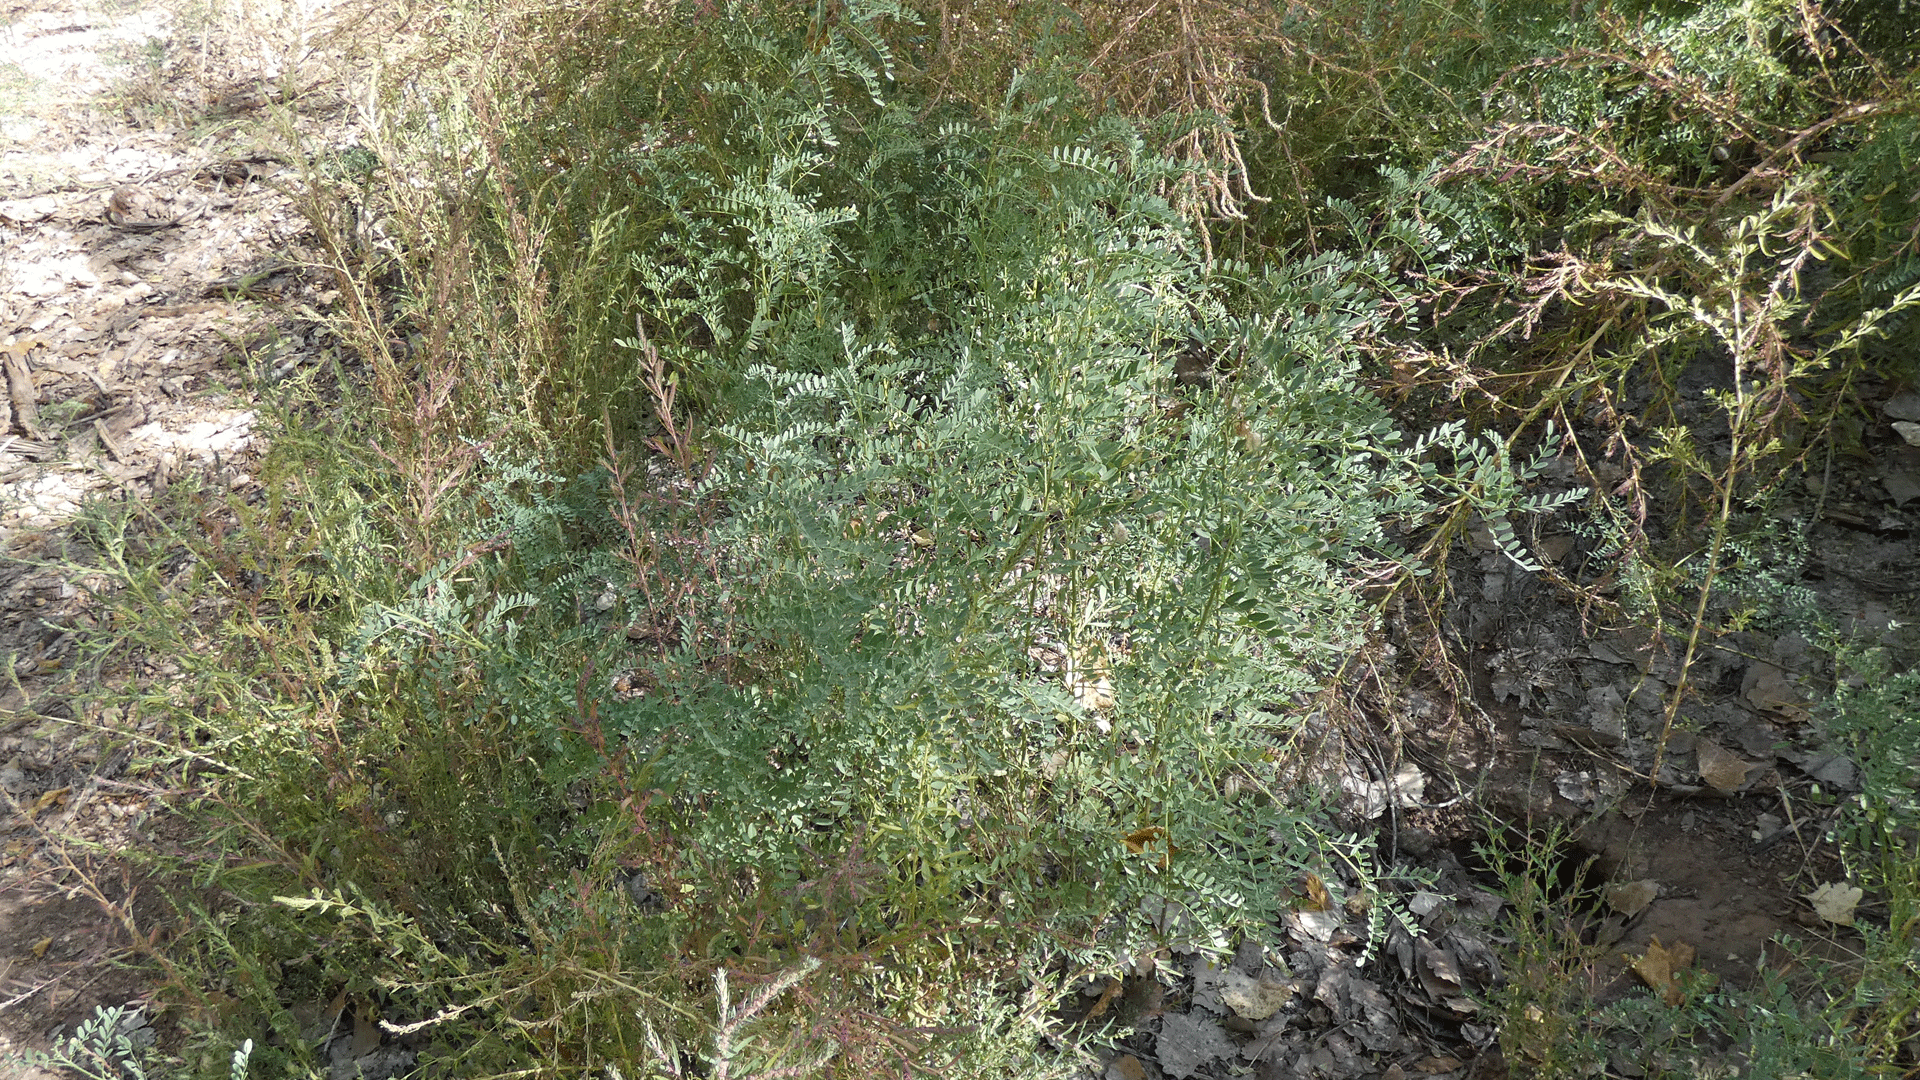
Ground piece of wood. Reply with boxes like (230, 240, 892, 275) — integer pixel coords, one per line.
(94, 418, 129, 464)
(4, 350, 42, 439)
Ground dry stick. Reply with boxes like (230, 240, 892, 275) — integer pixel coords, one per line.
(1645, 532, 1727, 793)
(1648, 313, 1762, 795)
(1712, 98, 1903, 210)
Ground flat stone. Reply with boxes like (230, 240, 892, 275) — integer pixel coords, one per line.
(1883, 467, 1920, 504)
(1883, 392, 1920, 421)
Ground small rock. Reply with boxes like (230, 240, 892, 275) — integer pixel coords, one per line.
(1883, 467, 1920, 504)
(1884, 392, 1920, 422)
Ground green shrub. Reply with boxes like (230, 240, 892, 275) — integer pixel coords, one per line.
(158, 6, 1588, 1073)
(120, 0, 1920, 1075)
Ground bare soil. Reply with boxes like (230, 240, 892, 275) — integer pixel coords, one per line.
(2, 0, 342, 1067)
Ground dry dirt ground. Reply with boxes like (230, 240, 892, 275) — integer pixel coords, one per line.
(2, 0, 343, 1068)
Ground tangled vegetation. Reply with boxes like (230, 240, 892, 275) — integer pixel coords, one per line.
(26, 0, 1918, 1076)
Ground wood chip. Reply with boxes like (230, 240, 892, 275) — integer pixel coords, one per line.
(106, 186, 179, 231)
(5, 349, 42, 439)
(94, 418, 129, 464)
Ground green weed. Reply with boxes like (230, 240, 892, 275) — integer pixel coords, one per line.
(53, 0, 1920, 1077)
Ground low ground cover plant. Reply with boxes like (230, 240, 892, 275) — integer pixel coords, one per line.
(42, 0, 1919, 1076)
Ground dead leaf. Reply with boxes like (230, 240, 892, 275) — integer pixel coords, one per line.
(1606, 879, 1660, 918)
(1313, 966, 1398, 1051)
(1123, 826, 1176, 865)
(1083, 977, 1123, 1020)
(1189, 953, 1230, 1012)
(1804, 882, 1863, 926)
(26, 786, 70, 819)
(1414, 939, 1478, 1015)
(1695, 739, 1753, 793)
(1742, 662, 1810, 721)
(349, 1006, 381, 1057)
(0, 197, 58, 224)
(1218, 969, 1293, 1020)
(1629, 936, 1695, 1006)
(1796, 752, 1860, 791)
(1302, 872, 1332, 911)
(1154, 1011, 1233, 1079)
(1242, 1015, 1292, 1062)
(5, 351, 41, 439)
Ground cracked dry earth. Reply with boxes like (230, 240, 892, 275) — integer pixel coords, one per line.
(2, 0, 341, 1067)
